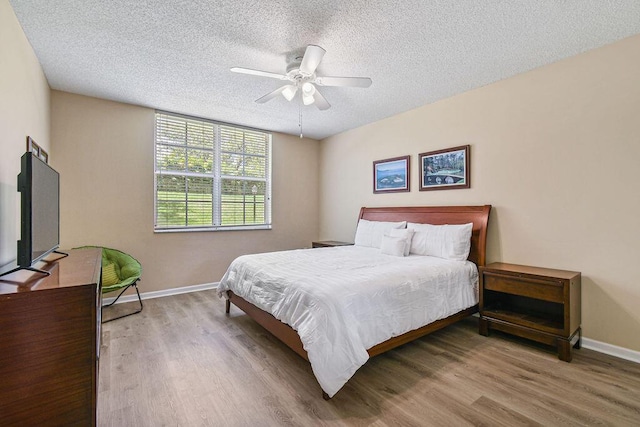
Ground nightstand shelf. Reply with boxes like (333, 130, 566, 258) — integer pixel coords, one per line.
(481, 306, 564, 333)
(312, 241, 354, 248)
(479, 262, 581, 362)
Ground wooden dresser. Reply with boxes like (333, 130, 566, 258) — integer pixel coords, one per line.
(479, 262, 581, 362)
(0, 247, 102, 426)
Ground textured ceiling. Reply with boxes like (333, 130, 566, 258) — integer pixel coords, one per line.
(9, 1, 640, 140)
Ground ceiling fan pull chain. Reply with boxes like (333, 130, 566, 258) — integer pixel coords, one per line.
(299, 107, 303, 139)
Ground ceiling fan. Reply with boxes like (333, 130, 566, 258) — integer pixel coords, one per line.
(231, 45, 372, 110)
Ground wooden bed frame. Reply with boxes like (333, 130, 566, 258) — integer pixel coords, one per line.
(225, 205, 492, 397)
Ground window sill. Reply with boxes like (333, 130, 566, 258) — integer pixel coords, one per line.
(154, 225, 272, 233)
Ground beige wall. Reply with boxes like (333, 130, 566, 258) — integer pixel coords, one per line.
(319, 34, 640, 352)
(0, 1, 50, 267)
(51, 91, 320, 292)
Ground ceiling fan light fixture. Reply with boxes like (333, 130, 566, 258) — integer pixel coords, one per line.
(302, 93, 314, 105)
(281, 85, 298, 101)
(302, 82, 316, 105)
(232, 44, 372, 112)
(302, 82, 316, 95)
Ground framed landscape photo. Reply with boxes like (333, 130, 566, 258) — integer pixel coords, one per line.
(419, 145, 470, 191)
(373, 155, 410, 193)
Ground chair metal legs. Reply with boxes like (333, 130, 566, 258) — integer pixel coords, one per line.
(102, 280, 143, 323)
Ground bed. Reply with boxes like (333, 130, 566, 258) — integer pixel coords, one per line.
(218, 205, 491, 398)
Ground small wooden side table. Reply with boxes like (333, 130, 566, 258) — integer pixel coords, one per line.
(479, 262, 581, 362)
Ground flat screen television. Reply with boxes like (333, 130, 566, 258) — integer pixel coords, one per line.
(17, 152, 61, 269)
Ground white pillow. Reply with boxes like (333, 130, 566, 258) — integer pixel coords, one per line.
(354, 219, 407, 248)
(380, 235, 406, 257)
(387, 228, 415, 257)
(407, 222, 473, 261)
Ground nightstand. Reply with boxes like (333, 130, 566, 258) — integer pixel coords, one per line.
(311, 240, 354, 248)
(479, 262, 581, 362)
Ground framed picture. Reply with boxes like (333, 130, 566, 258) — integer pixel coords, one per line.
(26, 136, 40, 156)
(419, 145, 470, 191)
(373, 155, 410, 193)
(39, 148, 49, 164)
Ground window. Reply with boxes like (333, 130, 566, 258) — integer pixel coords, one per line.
(154, 112, 271, 232)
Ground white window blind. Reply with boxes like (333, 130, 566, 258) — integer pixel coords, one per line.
(154, 112, 271, 231)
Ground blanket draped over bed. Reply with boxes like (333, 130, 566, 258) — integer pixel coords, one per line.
(217, 246, 479, 397)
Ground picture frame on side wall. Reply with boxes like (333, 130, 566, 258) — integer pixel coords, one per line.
(26, 136, 40, 157)
(419, 145, 470, 191)
(373, 155, 410, 193)
(39, 148, 49, 164)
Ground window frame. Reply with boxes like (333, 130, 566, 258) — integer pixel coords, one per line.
(154, 111, 272, 233)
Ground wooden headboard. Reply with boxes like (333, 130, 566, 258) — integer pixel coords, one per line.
(358, 205, 492, 266)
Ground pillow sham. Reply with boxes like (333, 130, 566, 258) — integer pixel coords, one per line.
(354, 219, 407, 248)
(387, 228, 415, 257)
(380, 235, 407, 257)
(407, 222, 473, 261)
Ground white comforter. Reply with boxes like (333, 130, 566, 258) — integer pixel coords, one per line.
(217, 246, 478, 397)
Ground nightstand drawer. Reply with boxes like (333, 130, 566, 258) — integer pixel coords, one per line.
(483, 273, 564, 303)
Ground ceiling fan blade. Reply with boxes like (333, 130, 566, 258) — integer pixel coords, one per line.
(312, 88, 331, 110)
(255, 85, 287, 103)
(299, 45, 326, 76)
(315, 76, 372, 88)
(231, 67, 287, 80)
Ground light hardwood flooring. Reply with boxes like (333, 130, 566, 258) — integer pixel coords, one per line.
(99, 291, 640, 426)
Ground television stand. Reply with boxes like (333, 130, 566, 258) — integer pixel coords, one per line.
(50, 249, 69, 258)
(0, 265, 50, 278)
(45, 249, 70, 262)
(0, 250, 70, 279)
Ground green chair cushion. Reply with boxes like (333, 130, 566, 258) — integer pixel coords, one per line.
(102, 263, 119, 287)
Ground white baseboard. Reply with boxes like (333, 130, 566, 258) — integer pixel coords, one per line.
(105, 284, 640, 365)
(103, 282, 218, 305)
(581, 338, 640, 364)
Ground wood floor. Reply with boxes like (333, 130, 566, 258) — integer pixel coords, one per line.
(98, 291, 640, 426)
